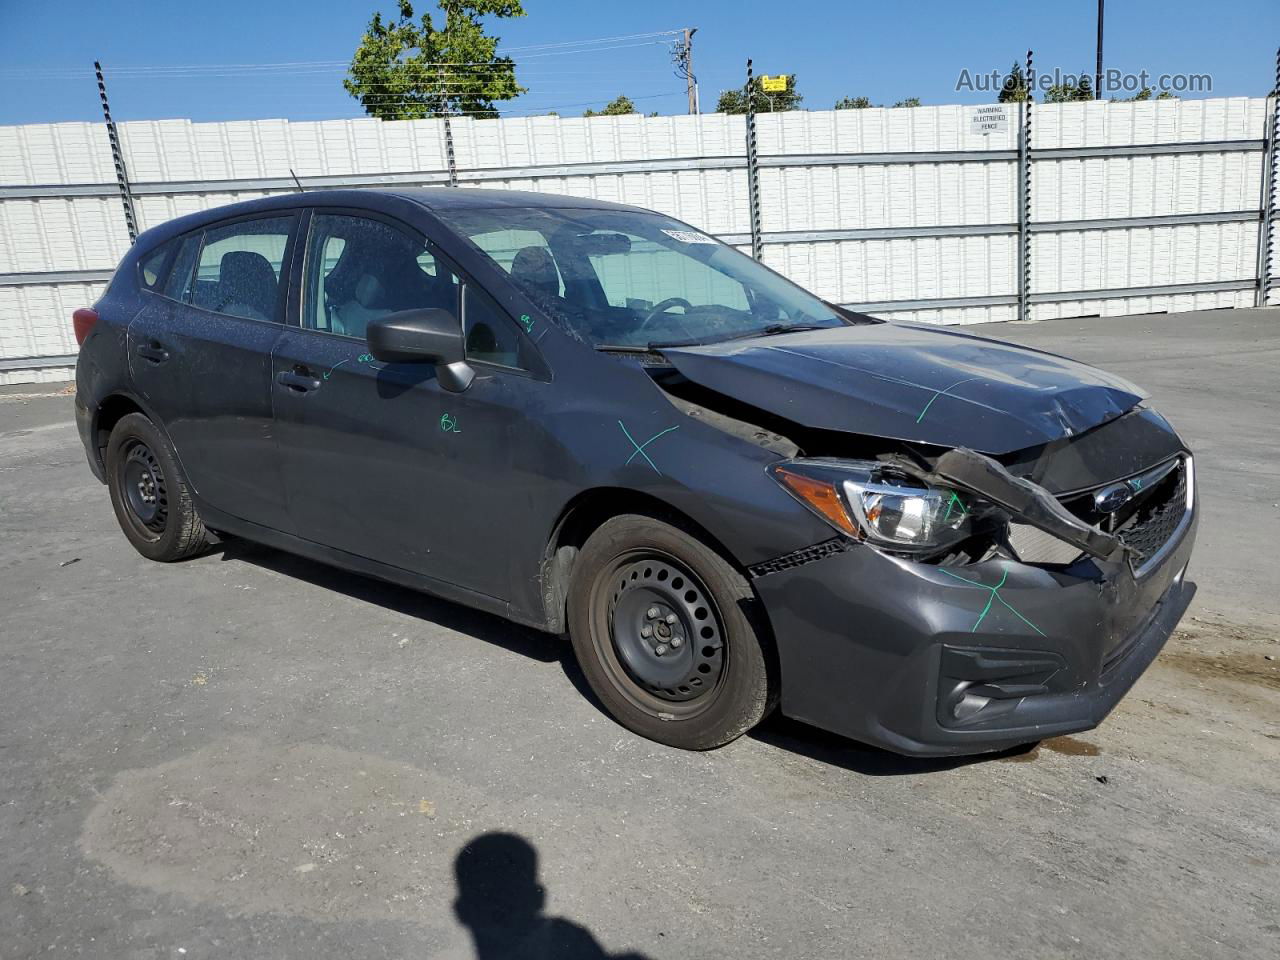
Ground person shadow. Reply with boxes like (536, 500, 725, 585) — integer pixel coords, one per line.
(453, 832, 654, 960)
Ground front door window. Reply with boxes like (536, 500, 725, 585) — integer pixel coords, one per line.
(302, 214, 460, 339)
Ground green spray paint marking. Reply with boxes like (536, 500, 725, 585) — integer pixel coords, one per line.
(942, 491, 968, 522)
(440, 413, 461, 433)
(938, 567, 1046, 636)
(323, 353, 377, 380)
(519, 314, 534, 333)
(1131, 477, 1142, 491)
(916, 377, 980, 424)
(618, 420, 680, 476)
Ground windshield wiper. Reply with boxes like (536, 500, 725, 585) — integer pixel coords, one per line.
(714, 323, 834, 343)
(645, 336, 708, 349)
(760, 323, 833, 336)
(595, 343, 671, 354)
(596, 324, 833, 354)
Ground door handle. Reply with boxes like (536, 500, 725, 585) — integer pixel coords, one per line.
(276, 369, 322, 393)
(136, 342, 169, 364)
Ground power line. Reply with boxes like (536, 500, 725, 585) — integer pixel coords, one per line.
(0, 28, 690, 124)
(0, 31, 687, 80)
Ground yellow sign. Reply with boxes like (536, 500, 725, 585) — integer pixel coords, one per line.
(761, 75, 789, 93)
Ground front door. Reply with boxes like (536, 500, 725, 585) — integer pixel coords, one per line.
(270, 210, 547, 602)
(128, 213, 298, 528)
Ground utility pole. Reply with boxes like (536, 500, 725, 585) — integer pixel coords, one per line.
(1095, 0, 1105, 99)
(673, 28, 699, 114)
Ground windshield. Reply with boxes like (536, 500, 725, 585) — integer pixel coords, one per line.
(433, 205, 866, 348)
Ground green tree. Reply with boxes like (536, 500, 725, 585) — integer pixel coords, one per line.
(1120, 87, 1177, 102)
(891, 97, 921, 108)
(998, 62, 1031, 102)
(345, 1, 526, 120)
(584, 95, 636, 117)
(1046, 72, 1094, 103)
(834, 95, 873, 109)
(716, 75, 803, 114)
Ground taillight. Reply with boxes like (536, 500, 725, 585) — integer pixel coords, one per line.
(73, 307, 99, 346)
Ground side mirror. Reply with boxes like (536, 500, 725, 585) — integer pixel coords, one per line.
(367, 308, 474, 392)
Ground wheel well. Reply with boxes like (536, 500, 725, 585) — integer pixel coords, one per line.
(93, 394, 145, 470)
(539, 487, 744, 634)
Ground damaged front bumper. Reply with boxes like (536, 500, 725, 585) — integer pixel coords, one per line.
(752, 457, 1198, 757)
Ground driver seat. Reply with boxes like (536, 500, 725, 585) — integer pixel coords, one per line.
(509, 246, 560, 299)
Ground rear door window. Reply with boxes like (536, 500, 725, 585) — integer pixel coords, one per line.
(187, 216, 295, 322)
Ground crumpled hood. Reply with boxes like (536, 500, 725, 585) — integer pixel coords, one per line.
(660, 321, 1147, 455)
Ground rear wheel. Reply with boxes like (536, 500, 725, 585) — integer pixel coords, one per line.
(105, 412, 209, 562)
(567, 515, 776, 750)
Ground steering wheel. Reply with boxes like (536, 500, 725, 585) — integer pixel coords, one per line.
(636, 297, 694, 334)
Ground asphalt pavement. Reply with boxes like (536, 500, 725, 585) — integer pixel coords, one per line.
(1, 307, 1277, 959)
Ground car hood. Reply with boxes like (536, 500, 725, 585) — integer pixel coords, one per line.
(659, 322, 1147, 455)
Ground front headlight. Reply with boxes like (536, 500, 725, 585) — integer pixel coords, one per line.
(768, 458, 977, 552)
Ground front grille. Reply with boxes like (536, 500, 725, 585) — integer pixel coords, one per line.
(1113, 461, 1188, 562)
(1011, 457, 1190, 570)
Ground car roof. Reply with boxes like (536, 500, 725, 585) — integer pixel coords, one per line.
(388, 186, 642, 213)
(134, 186, 647, 250)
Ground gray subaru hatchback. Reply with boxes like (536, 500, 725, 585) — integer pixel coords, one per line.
(74, 188, 1197, 756)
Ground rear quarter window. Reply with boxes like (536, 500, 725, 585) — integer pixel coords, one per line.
(137, 241, 175, 292)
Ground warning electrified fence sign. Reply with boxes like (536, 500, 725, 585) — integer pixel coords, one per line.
(969, 105, 1010, 135)
(761, 75, 789, 92)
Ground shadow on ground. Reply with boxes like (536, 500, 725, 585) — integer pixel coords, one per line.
(748, 714, 1033, 775)
(215, 536, 1018, 778)
(217, 535, 560, 663)
(455, 832, 653, 959)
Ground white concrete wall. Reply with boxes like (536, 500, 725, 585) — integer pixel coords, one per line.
(0, 96, 1272, 384)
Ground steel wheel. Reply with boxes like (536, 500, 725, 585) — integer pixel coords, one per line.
(592, 550, 728, 717)
(118, 439, 168, 538)
(569, 514, 776, 749)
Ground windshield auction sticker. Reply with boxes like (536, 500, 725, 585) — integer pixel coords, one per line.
(661, 229, 717, 244)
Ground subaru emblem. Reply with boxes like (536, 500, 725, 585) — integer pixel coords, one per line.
(1093, 482, 1134, 514)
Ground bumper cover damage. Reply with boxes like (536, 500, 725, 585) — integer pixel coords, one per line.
(752, 447, 1196, 756)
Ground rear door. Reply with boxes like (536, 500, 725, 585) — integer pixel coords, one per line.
(271, 209, 548, 600)
(128, 213, 299, 529)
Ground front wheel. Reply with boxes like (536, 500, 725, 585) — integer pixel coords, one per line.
(105, 412, 209, 562)
(567, 515, 776, 750)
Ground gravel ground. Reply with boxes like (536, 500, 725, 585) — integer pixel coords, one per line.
(1, 308, 1277, 959)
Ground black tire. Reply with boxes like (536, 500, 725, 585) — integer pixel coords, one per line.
(105, 412, 209, 562)
(567, 514, 777, 750)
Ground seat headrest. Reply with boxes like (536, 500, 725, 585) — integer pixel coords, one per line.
(510, 246, 559, 298)
(217, 251, 277, 317)
(219, 250, 276, 287)
(353, 274, 383, 308)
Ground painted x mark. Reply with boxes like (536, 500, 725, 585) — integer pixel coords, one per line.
(618, 420, 679, 476)
(938, 567, 1046, 636)
(916, 376, 981, 424)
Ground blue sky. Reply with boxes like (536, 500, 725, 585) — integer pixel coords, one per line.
(0, 0, 1276, 125)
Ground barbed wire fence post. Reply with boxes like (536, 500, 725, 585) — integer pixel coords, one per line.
(744, 59, 763, 261)
(442, 114, 459, 187)
(94, 60, 138, 244)
(1255, 46, 1279, 307)
(436, 64, 460, 187)
(1016, 49, 1034, 322)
